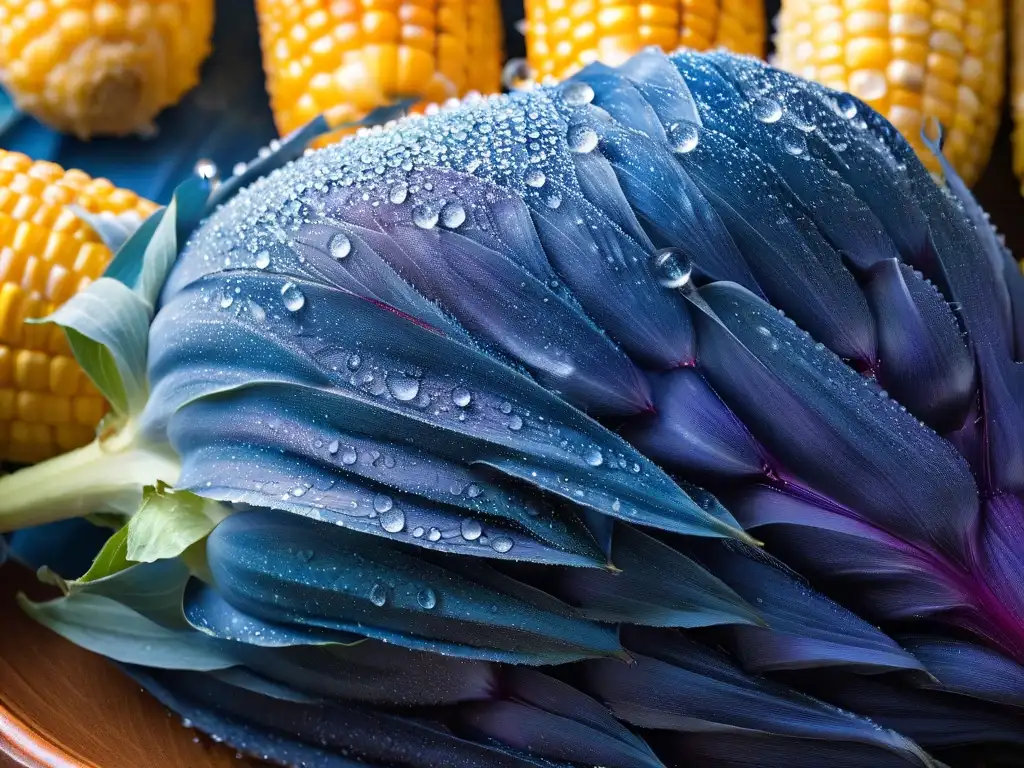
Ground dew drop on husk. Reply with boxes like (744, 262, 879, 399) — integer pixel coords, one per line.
(653, 247, 693, 289)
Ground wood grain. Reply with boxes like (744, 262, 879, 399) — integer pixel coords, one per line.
(0, 561, 253, 768)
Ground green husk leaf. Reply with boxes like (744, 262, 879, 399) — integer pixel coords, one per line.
(136, 175, 210, 308)
(127, 483, 230, 564)
(17, 591, 237, 671)
(78, 524, 131, 583)
(36, 277, 150, 417)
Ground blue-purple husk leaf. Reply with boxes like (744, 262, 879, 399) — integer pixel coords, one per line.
(205, 509, 624, 665)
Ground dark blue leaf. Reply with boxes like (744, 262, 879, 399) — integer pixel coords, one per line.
(675, 50, 903, 274)
(455, 667, 665, 768)
(864, 259, 975, 431)
(692, 281, 977, 563)
(206, 509, 624, 664)
(615, 48, 704, 131)
(169, 388, 602, 566)
(725, 484, 974, 624)
(184, 579, 363, 648)
(901, 636, 1024, 709)
(581, 627, 936, 767)
(697, 52, 931, 265)
(591, 119, 758, 289)
(691, 542, 927, 676)
(549, 523, 761, 628)
(6, 519, 109, 578)
(678, 130, 877, 365)
(146, 271, 746, 543)
(530, 160, 697, 369)
(621, 368, 765, 479)
(793, 670, 1024, 750)
(126, 665, 556, 768)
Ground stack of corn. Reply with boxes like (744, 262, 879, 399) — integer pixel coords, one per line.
(773, 0, 1005, 186)
(523, 0, 766, 83)
(0, 150, 155, 465)
(0, 0, 214, 138)
(254, 0, 505, 144)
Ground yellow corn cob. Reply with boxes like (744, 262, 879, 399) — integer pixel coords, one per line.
(0, 150, 156, 465)
(255, 0, 505, 145)
(523, 0, 766, 83)
(0, 0, 215, 139)
(1014, 0, 1024, 194)
(774, 0, 1005, 187)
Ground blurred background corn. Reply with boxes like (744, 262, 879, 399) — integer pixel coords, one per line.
(0, 150, 156, 465)
(0, 0, 215, 139)
(255, 0, 505, 145)
(773, 0, 1005, 186)
(522, 0, 766, 83)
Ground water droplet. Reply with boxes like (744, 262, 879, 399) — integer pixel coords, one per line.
(461, 518, 483, 541)
(561, 81, 595, 107)
(652, 247, 693, 289)
(291, 486, 307, 497)
(668, 122, 700, 153)
(194, 158, 218, 179)
(833, 94, 858, 119)
(369, 583, 388, 606)
(585, 447, 604, 467)
(440, 202, 466, 228)
(387, 374, 420, 402)
(545, 193, 562, 209)
(329, 232, 351, 260)
(427, 527, 442, 542)
(491, 537, 514, 553)
(508, 415, 523, 431)
(752, 97, 783, 124)
(347, 354, 361, 370)
(373, 494, 394, 513)
(417, 588, 438, 609)
(502, 57, 532, 90)
(388, 181, 409, 204)
(341, 447, 357, 465)
(412, 526, 425, 538)
(780, 126, 807, 156)
(466, 483, 483, 498)
(499, 401, 513, 414)
(412, 204, 439, 229)
(327, 440, 340, 455)
(255, 250, 271, 269)
(523, 167, 546, 188)
(379, 506, 406, 533)
(219, 294, 234, 309)
(452, 386, 472, 407)
(281, 282, 305, 312)
(567, 123, 599, 153)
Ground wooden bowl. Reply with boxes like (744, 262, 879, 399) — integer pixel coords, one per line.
(0, 560, 256, 768)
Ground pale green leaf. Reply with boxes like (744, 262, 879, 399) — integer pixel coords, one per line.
(18, 591, 237, 671)
(127, 484, 230, 564)
(39, 277, 151, 416)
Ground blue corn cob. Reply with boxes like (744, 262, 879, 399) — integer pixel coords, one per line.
(5, 48, 1024, 768)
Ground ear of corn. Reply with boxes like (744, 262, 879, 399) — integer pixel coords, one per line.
(0, 149, 156, 465)
(254, 0, 505, 145)
(773, 0, 1006, 187)
(0, 0, 215, 139)
(523, 0, 766, 83)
